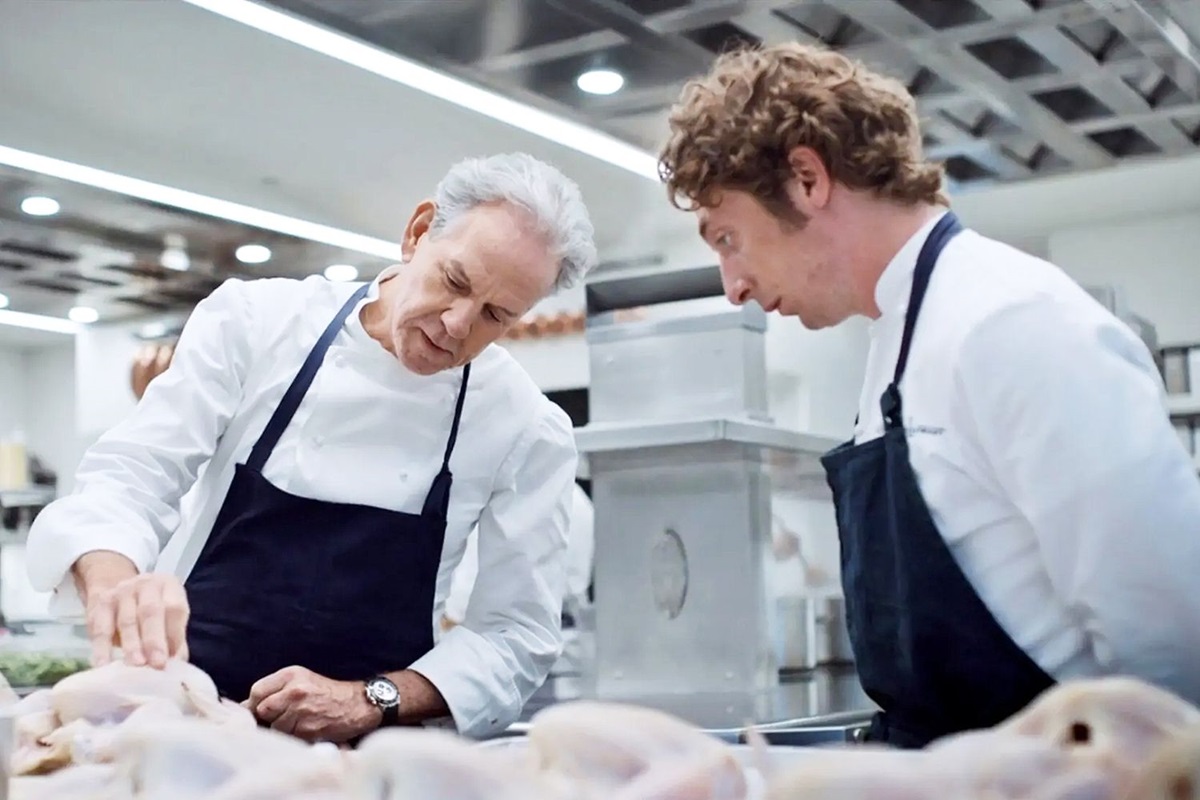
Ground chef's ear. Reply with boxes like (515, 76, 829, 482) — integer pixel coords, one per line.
(784, 147, 833, 214)
(401, 200, 438, 261)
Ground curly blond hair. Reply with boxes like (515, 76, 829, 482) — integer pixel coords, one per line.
(659, 42, 946, 222)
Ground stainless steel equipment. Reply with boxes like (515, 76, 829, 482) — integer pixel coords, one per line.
(574, 262, 867, 728)
(0, 708, 12, 800)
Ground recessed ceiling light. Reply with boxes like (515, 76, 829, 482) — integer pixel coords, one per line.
(236, 244, 272, 264)
(576, 69, 625, 96)
(160, 233, 190, 271)
(0, 293, 8, 310)
(20, 196, 60, 216)
(68, 306, 100, 324)
(323, 264, 359, 282)
(140, 321, 169, 338)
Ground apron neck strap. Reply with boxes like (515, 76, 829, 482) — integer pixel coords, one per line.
(247, 283, 372, 472)
(882, 212, 963, 428)
(440, 361, 471, 472)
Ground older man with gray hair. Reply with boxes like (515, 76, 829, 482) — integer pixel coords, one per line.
(25, 152, 597, 742)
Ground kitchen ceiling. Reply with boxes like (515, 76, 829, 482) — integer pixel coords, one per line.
(0, 164, 392, 327)
(259, 0, 1200, 189)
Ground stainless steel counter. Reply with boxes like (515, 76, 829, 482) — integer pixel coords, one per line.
(514, 664, 875, 740)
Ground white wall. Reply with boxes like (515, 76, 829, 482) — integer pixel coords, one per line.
(0, 350, 28, 444)
(1049, 212, 1200, 346)
(24, 345, 87, 495)
(0, 343, 80, 491)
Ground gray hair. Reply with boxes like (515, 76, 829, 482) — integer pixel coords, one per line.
(429, 153, 598, 293)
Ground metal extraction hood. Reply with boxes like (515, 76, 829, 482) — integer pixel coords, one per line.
(257, 0, 1200, 190)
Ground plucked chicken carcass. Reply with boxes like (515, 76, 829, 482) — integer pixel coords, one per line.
(1114, 725, 1200, 800)
(351, 728, 562, 800)
(525, 700, 749, 799)
(106, 718, 341, 800)
(50, 660, 251, 727)
(6, 659, 1200, 800)
(999, 676, 1200, 792)
(8, 659, 254, 779)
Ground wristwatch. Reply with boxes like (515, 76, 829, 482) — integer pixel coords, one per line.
(364, 676, 401, 726)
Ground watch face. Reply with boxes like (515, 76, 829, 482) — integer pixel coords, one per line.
(369, 679, 399, 705)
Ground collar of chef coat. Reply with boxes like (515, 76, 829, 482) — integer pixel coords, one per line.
(343, 273, 399, 365)
(871, 209, 951, 324)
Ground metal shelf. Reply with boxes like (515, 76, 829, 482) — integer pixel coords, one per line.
(0, 487, 55, 509)
(1167, 394, 1200, 417)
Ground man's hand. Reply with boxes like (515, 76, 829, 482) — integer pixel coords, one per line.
(246, 666, 381, 743)
(73, 551, 189, 669)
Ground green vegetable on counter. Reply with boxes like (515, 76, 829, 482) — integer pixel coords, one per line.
(0, 652, 90, 687)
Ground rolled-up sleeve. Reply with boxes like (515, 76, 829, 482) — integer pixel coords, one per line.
(956, 297, 1200, 705)
(409, 404, 576, 737)
(26, 279, 254, 617)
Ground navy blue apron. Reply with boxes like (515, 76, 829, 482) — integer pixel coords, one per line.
(185, 282, 470, 702)
(820, 212, 1054, 749)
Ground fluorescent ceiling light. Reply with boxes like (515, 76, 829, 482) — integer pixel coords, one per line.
(235, 244, 272, 264)
(577, 69, 625, 96)
(323, 263, 358, 282)
(179, 0, 660, 182)
(0, 309, 80, 335)
(0, 144, 407, 261)
(21, 196, 61, 216)
(68, 306, 100, 324)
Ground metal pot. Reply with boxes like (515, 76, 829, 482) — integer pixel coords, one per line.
(773, 594, 854, 670)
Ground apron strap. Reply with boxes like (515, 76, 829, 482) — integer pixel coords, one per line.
(882, 212, 963, 429)
(422, 361, 471, 519)
(247, 283, 372, 472)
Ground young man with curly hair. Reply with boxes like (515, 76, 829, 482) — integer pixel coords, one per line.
(660, 42, 1200, 748)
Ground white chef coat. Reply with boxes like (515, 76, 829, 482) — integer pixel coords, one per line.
(855, 211, 1200, 706)
(444, 482, 593, 625)
(25, 274, 578, 738)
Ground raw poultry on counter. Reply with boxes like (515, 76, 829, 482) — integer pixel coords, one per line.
(4, 659, 1200, 799)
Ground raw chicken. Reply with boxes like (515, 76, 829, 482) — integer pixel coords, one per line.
(999, 677, 1200, 788)
(351, 728, 561, 800)
(197, 743, 349, 800)
(1118, 725, 1200, 800)
(106, 716, 314, 799)
(610, 748, 749, 800)
(51, 660, 232, 726)
(764, 730, 1120, 799)
(763, 748, 942, 800)
(10, 764, 132, 800)
(526, 701, 733, 794)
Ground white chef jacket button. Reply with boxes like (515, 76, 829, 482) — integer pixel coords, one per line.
(313, 435, 325, 448)
(399, 472, 408, 482)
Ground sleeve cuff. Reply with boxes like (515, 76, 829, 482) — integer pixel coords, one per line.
(407, 625, 522, 739)
(25, 502, 161, 618)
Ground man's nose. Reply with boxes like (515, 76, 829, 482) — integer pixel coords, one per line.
(442, 301, 474, 340)
(723, 276, 752, 306)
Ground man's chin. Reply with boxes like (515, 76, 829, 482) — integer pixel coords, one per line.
(398, 348, 453, 376)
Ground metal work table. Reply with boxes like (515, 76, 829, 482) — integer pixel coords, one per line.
(513, 664, 875, 745)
